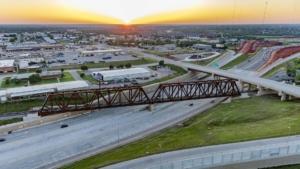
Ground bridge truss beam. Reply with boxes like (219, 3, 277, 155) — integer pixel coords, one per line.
(39, 79, 240, 116)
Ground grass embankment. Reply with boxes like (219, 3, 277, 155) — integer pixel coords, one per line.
(0, 118, 23, 126)
(143, 64, 188, 85)
(62, 96, 300, 169)
(262, 58, 300, 78)
(1, 72, 75, 88)
(0, 100, 44, 115)
(50, 58, 156, 70)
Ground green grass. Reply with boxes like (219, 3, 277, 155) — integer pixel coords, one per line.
(263, 65, 287, 78)
(263, 164, 300, 169)
(262, 58, 300, 78)
(0, 100, 44, 115)
(143, 64, 188, 85)
(50, 58, 156, 70)
(0, 118, 23, 126)
(77, 71, 99, 85)
(61, 96, 300, 169)
(1, 72, 75, 88)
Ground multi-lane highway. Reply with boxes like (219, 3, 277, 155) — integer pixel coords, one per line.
(0, 98, 222, 169)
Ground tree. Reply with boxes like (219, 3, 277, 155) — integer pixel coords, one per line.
(61, 68, 64, 73)
(36, 69, 42, 74)
(5, 78, 10, 85)
(125, 63, 132, 68)
(29, 74, 42, 84)
(159, 60, 165, 67)
(117, 64, 124, 69)
(80, 73, 85, 78)
(81, 65, 88, 71)
(109, 65, 114, 70)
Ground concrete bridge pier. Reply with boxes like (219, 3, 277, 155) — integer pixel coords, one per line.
(257, 85, 267, 96)
(278, 91, 287, 101)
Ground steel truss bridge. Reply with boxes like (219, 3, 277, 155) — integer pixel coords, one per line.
(39, 79, 241, 116)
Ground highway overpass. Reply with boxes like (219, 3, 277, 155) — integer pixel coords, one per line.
(139, 51, 300, 100)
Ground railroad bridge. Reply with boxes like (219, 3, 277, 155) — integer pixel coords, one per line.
(39, 79, 241, 116)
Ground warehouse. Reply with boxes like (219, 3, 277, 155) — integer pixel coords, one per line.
(92, 68, 151, 81)
(0, 81, 89, 103)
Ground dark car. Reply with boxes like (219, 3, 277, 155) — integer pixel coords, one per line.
(60, 124, 69, 128)
(0, 138, 6, 142)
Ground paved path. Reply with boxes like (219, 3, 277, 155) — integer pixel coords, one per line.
(104, 135, 300, 169)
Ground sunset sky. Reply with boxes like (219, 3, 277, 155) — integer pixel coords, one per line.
(0, 0, 299, 25)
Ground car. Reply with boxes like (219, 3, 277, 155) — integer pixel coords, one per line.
(189, 103, 194, 107)
(0, 138, 6, 142)
(60, 124, 69, 128)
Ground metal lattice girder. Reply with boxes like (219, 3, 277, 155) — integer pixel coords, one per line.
(38, 79, 240, 116)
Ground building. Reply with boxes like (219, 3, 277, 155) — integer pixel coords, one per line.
(5, 44, 63, 52)
(79, 49, 123, 57)
(0, 81, 89, 102)
(92, 68, 151, 81)
(0, 59, 15, 73)
(18, 58, 45, 70)
(192, 44, 212, 51)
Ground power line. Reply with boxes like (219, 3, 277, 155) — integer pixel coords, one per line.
(262, 1, 269, 24)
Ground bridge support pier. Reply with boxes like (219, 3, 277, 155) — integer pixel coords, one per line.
(147, 104, 154, 111)
(257, 85, 265, 96)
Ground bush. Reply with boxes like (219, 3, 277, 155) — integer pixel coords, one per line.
(80, 73, 85, 78)
(125, 63, 132, 68)
(81, 65, 88, 71)
(36, 69, 42, 74)
(117, 65, 124, 69)
(109, 65, 114, 70)
(29, 74, 42, 84)
(159, 60, 165, 66)
(5, 78, 10, 85)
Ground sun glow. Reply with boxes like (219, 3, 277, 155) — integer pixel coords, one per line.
(56, 0, 204, 24)
(0, 0, 299, 24)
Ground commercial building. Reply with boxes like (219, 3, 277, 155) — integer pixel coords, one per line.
(92, 68, 151, 81)
(79, 49, 123, 57)
(0, 81, 89, 102)
(5, 44, 63, 52)
(0, 59, 15, 73)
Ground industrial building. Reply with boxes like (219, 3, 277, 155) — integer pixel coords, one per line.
(0, 81, 89, 102)
(0, 59, 15, 73)
(92, 68, 151, 81)
(79, 49, 123, 57)
(5, 44, 63, 52)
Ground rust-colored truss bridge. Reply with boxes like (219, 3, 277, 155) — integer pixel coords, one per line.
(38, 79, 240, 116)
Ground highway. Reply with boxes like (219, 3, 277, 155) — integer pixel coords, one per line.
(103, 135, 300, 169)
(0, 98, 222, 169)
(136, 50, 300, 98)
(237, 46, 284, 71)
